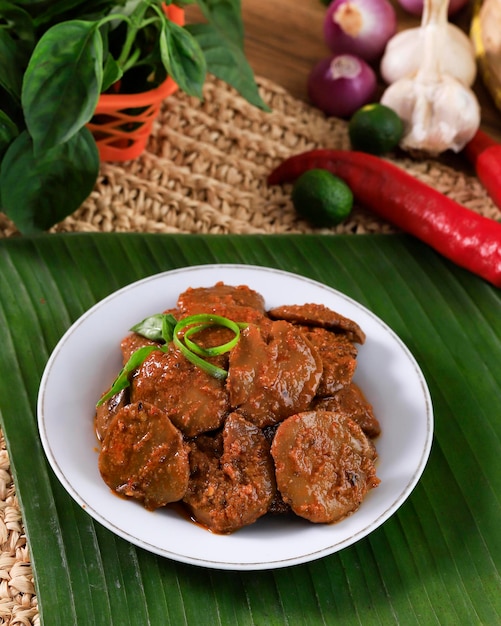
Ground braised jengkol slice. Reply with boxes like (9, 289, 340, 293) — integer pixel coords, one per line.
(94, 387, 128, 442)
(131, 344, 230, 437)
(177, 282, 268, 327)
(268, 302, 366, 344)
(271, 410, 380, 524)
(315, 383, 381, 439)
(183, 413, 276, 533)
(98, 401, 189, 510)
(301, 327, 358, 396)
(227, 321, 323, 428)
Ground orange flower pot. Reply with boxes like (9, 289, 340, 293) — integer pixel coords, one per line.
(87, 5, 184, 162)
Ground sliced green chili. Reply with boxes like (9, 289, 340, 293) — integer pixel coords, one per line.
(98, 313, 246, 407)
(173, 314, 247, 379)
(183, 324, 210, 355)
(173, 331, 228, 380)
(178, 314, 243, 357)
(97, 344, 160, 407)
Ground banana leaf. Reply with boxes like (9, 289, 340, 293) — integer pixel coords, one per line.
(0, 233, 499, 625)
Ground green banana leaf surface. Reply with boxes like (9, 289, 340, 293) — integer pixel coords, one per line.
(0, 233, 499, 625)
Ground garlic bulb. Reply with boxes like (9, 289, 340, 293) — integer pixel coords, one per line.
(380, 0, 477, 87)
(380, 0, 480, 155)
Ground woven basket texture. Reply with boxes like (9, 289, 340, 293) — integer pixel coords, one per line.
(1, 76, 499, 238)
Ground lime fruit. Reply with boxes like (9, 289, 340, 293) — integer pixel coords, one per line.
(291, 169, 354, 227)
(348, 103, 404, 155)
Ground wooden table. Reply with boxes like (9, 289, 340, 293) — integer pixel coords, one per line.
(188, 0, 501, 143)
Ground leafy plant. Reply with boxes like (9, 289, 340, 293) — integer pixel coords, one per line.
(0, 0, 269, 235)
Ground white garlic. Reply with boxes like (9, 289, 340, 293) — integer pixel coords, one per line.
(380, 0, 477, 87)
(380, 0, 480, 155)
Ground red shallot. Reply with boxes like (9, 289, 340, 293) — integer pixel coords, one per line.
(397, 0, 469, 16)
(324, 0, 397, 62)
(308, 54, 377, 118)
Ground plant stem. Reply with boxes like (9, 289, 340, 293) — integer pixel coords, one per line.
(120, 47, 142, 73)
(116, 1, 150, 70)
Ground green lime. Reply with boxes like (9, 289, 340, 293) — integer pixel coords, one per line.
(291, 169, 353, 227)
(348, 103, 404, 155)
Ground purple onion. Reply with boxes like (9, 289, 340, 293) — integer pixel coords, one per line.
(324, 0, 397, 62)
(397, 0, 469, 15)
(307, 54, 377, 118)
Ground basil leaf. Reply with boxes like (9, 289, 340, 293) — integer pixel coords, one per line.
(97, 344, 160, 407)
(130, 313, 176, 342)
(130, 314, 165, 341)
(187, 22, 269, 111)
(159, 19, 206, 99)
(0, 127, 99, 234)
(22, 20, 103, 154)
(162, 313, 177, 343)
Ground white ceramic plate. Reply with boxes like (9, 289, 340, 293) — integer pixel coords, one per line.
(38, 265, 433, 570)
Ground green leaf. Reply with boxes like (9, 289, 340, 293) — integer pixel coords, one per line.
(162, 313, 177, 342)
(22, 20, 103, 154)
(195, 0, 245, 47)
(0, 110, 18, 160)
(130, 313, 177, 342)
(97, 21, 124, 92)
(0, 1, 35, 44)
(187, 22, 269, 111)
(0, 127, 99, 234)
(11, 0, 60, 4)
(30, 0, 128, 27)
(0, 29, 25, 101)
(101, 53, 123, 92)
(159, 19, 206, 99)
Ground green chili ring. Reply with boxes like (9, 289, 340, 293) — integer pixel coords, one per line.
(181, 318, 242, 357)
(172, 332, 228, 380)
(173, 314, 246, 379)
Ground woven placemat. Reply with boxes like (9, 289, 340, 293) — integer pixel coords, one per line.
(0, 75, 500, 238)
(0, 74, 499, 626)
(0, 434, 37, 626)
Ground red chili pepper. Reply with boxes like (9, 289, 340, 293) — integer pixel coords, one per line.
(268, 149, 501, 288)
(463, 129, 501, 212)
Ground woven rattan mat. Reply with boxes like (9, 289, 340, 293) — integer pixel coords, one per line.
(1, 76, 500, 238)
(1, 75, 500, 625)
